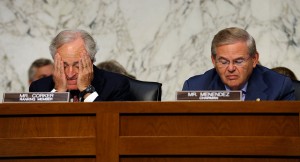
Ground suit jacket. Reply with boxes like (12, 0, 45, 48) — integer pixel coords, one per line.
(182, 65, 295, 100)
(29, 65, 131, 101)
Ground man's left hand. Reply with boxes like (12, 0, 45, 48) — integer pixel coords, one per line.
(77, 52, 94, 92)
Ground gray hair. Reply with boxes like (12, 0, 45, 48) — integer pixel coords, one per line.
(97, 60, 136, 79)
(28, 58, 53, 82)
(211, 27, 257, 58)
(49, 29, 98, 62)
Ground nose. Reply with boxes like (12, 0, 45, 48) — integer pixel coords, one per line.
(66, 66, 76, 79)
(227, 62, 236, 72)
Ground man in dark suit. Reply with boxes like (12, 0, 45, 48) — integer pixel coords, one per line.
(182, 27, 295, 100)
(30, 29, 130, 102)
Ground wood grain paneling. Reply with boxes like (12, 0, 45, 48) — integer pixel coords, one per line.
(0, 116, 95, 137)
(119, 136, 300, 156)
(0, 137, 95, 157)
(120, 114, 299, 136)
(96, 112, 119, 162)
(120, 156, 300, 162)
(1, 102, 300, 161)
(0, 158, 95, 162)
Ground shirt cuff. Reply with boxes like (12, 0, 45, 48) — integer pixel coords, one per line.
(84, 92, 99, 102)
(51, 89, 57, 92)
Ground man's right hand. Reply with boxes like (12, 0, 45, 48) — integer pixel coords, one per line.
(53, 53, 67, 92)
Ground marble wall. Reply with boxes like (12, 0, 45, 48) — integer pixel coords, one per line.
(0, 0, 300, 101)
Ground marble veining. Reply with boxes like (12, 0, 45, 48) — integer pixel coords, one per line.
(0, 0, 300, 101)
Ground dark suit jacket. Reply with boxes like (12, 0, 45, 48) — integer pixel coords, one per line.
(182, 65, 295, 100)
(29, 65, 131, 101)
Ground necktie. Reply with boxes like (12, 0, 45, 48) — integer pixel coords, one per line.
(242, 90, 246, 101)
(73, 95, 79, 102)
(70, 90, 80, 102)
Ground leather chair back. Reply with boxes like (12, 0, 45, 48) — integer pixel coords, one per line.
(127, 77, 162, 101)
(292, 80, 300, 100)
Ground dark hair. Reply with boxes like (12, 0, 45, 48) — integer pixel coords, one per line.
(97, 60, 136, 79)
(271, 66, 298, 81)
(211, 27, 257, 58)
(28, 58, 53, 82)
(49, 29, 98, 62)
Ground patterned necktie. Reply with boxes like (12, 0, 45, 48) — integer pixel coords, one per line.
(70, 90, 80, 102)
(73, 95, 79, 102)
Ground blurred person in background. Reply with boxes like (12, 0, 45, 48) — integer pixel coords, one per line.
(28, 58, 53, 85)
(271, 66, 298, 81)
(97, 60, 136, 79)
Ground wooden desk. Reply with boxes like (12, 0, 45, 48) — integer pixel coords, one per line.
(1, 102, 300, 161)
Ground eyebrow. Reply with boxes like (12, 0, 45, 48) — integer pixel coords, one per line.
(218, 56, 245, 60)
(63, 62, 79, 66)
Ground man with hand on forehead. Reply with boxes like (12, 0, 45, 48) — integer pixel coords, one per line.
(30, 29, 131, 102)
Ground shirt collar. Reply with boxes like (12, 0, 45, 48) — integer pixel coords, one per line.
(225, 82, 248, 94)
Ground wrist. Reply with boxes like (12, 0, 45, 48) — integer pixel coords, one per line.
(79, 85, 96, 101)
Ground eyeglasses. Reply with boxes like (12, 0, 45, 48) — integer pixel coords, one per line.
(216, 56, 252, 68)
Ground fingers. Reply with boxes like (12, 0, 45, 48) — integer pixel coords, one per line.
(80, 52, 92, 69)
(77, 52, 94, 91)
(79, 52, 93, 74)
(54, 53, 64, 75)
(53, 53, 67, 92)
(54, 53, 60, 73)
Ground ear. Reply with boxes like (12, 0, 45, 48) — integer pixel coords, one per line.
(211, 55, 216, 67)
(252, 53, 259, 68)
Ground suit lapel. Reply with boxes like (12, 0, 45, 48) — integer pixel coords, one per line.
(92, 65, 105, 93)
(208, 74, 226, 90)
(245, 67, 268, 100)
(207, 66, 269, 100)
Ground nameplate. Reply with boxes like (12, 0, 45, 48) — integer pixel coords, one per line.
(176, 91, 242, 101)
(2, 92, 70, 103)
